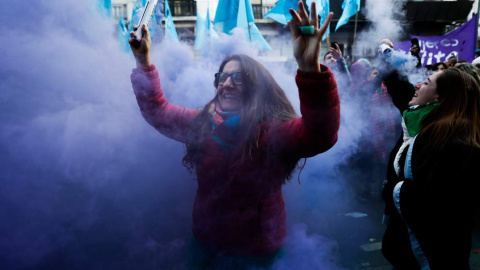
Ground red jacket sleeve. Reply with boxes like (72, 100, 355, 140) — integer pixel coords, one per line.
(269, 65, 340, 157)
(130, 65, 199, 143)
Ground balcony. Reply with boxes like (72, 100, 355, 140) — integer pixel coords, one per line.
(112, 4, 128, 21)
(252, 4, 274, 20)
(170, 0, 196, 17)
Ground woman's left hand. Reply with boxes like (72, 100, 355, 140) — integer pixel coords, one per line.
(288, 1, 333, 72)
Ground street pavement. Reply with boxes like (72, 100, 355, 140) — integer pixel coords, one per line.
(326, 197, 480, 270)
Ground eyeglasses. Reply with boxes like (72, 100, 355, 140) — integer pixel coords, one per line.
(215, 72, 243, 86)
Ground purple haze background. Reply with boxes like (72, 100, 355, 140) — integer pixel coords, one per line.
(0, 0, 411, 269)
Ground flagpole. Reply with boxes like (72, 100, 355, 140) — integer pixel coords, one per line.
(351, 10, 359, 63)
(325, 11, 330, 48)
(246, 0, 252, 42)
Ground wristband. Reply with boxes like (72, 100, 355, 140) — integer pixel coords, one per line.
(297, 25, 315, 35)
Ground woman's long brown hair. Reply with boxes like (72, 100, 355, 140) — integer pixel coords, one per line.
(420, 68, 480, 148)
(182, 54, 304, 182)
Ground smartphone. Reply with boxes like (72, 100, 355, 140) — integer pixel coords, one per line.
(134, 0, 159, 41)
(331, 41, 337, 48)
(411, 38, 419, 48)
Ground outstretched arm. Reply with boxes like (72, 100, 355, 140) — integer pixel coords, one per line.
(288, 1, 333, 73)
(270, 3, 339, 157)
(377, 38, 415, 115)
(129, 25, 198, 143)
(331, 43, 351, 86)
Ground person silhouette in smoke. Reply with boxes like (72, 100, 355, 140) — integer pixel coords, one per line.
(323, 42, 351, 90)
(128, 1, 339, 269)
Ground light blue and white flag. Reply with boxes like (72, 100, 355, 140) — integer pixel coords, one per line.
(214, 0, 272, 51)
(164, 0, 179, 42)
(335, 0, 360, 32)
(195, 5, 219, 50)
(117, 17, 130, 52)
(150, 1, 164, 43)
(306, 0, 330, 41)
(97, 0, 112, 18)
(263, 0, 297, 25)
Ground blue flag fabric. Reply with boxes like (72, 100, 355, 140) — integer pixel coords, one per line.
(97, 0, 112, 18)
(214, 0, 272, 51)
(306, 0, 330, 41)
(117, 17, 130, 52)
(246, 23, 272, 51)
(150, 1, 164, 43)
(164, 0, 179, 42)
(263, 0, 297, 25)
(195, 6, 219, 50)
(335, 0, 360, 32)
(214, 0, 251, 33)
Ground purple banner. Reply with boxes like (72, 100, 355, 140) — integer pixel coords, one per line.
(394, 14, 477, 66)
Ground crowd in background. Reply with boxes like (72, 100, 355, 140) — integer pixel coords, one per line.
(323, 39, 480, 269)
(323, 42, 480, 203)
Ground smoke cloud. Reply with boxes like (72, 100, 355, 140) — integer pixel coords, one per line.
(0, 0, 410, 269)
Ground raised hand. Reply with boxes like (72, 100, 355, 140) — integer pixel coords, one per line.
(288, 1, 333, 72)
(379, 38, 394, 49)
(129, 24, 152, 68)
(330, 42, 342, 60)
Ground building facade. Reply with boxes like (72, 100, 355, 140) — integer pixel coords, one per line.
(112, 0, 478, 63)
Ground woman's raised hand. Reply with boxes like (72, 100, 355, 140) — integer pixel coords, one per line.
(129, 24, 152, 68)
(288, 1, 333, 72)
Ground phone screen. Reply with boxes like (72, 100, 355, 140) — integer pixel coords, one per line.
(331, 42, 337, 48)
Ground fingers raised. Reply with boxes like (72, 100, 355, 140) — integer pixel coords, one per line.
(317, 12, 333, 38)
(310, 2, 318, 28)
(289, 7, 302, 25)
(297, 1, 309, 24)
(142, 24, 150, 40)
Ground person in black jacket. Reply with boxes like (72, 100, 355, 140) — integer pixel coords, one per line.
(378, 39, 480, 269)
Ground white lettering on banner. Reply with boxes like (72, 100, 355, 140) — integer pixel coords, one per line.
(425, 41, 439, 49)
(434, 51, 446, 63)
(440, 39, 459, 47)
(427, 52, 433, 65)
(415, 39, 461, 66)
(421, 50, 453, 65)
(421, 39, 460, 50)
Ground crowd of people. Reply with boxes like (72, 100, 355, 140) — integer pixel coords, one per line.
(325, 39, 480, 204)
(128, 1, 480, 268)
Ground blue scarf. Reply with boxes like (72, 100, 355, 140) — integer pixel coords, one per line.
(208, 103, 240, 155)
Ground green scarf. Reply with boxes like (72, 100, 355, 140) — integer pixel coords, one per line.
(402, 101, 439, 137)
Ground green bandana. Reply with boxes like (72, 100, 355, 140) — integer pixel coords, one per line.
(402, 101, 439, 137)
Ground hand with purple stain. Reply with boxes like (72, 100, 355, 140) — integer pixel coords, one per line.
(128, 24, 152, 68)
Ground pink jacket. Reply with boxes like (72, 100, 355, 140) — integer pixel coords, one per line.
(131, 64, 340, 256)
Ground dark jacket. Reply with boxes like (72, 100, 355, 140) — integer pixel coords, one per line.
(131, 64, 340, 256)
(381, 70, 480, 269)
